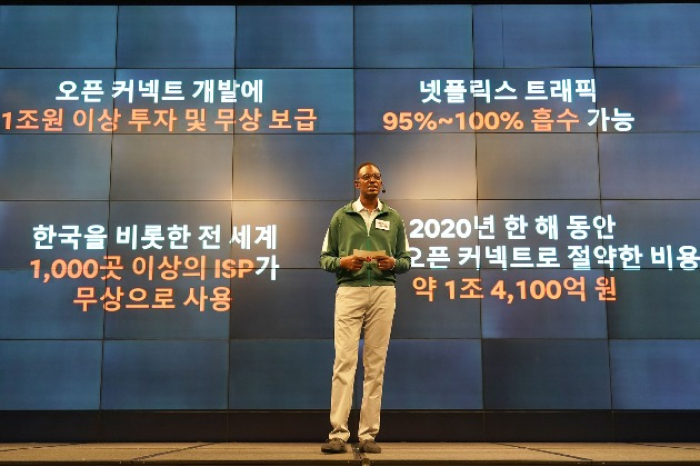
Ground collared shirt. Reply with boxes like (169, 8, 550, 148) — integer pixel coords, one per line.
(353, 198, 383, 233)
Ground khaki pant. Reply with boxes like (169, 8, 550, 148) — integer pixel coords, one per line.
(329, 285, 396, 442)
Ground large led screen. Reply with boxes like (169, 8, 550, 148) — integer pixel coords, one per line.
(2, 4, 700, 417)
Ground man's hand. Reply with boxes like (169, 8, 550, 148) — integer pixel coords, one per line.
(340, 255, 369, 271)
(374, 255, 396, 271)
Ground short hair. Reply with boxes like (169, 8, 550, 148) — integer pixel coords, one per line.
(356, 162, 380, 178)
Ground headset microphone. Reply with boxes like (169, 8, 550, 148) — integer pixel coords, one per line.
(381, 185, 386, 194)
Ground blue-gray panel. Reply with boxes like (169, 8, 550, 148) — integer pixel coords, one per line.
(111, 135, 233, 200)
(0, 270, 104, 339)
(476, 134, 600, 199)
(230, 269, 333, 339)
(611, 340, 700, 409)
(355, 134, 476, 200)
(229, 340, 333, 409)
(593, 4, 700, 67)
(117, 6, 235, 68)
(501, 5, 593, 68)
(473, 6, 504, 68)
(0, 135, 111, 201)
(383, 340, 482, 409)
(0, 340, 102, 410)
(233, 135, 353, 200)
(483, 339, 611, 409)
(608, 271, 700, 339)
(236, 6, 352, 68)
(102, 340, 228, 409)
(355, 5, 472, 68)
(0, 6, 116, 68)
(476, 5, 593, 68)
(600, 134, 700, 200)
(595, 68, 700, 133)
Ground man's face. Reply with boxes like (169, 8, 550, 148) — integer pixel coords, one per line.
(355, 164, 383, 199)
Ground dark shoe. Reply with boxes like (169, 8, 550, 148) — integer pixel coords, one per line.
(321, 438, 347, 454)
(359, 439, 382, 453)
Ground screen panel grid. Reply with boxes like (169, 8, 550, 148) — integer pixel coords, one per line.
(1, 4, 699, 413)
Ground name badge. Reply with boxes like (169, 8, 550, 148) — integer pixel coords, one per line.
(375, 219, 390, 231)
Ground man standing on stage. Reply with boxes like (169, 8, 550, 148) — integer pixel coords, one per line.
(319, 162, 411, 454)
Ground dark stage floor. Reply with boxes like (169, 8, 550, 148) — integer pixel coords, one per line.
(3, 442, 700, 465)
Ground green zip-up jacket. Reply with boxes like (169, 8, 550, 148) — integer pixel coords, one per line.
(320, 201, 411, 287)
